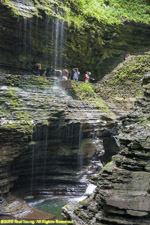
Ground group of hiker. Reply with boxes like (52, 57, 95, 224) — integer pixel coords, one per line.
(32, 63, 95, 82)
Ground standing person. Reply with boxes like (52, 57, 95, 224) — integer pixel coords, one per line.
(68, 71, 71, 80)
(85, 71, 89, 82)
(45, 65, 62, 78)
(73, 68, 80, 82)
(45, 65, 55, 77)
(85, 72, 95, 82)
(88, 72, 95, 82)
(62, 66, 69, 80)
(124, 52, 130, 60)
(33, 62, 41, 76)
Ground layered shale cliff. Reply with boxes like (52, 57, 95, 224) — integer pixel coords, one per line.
(0, 1, 150, 78)
(0, 75, 117, 199)
(62, 74, 150, 224)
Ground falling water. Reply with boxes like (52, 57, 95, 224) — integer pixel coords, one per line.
(31, 140, 35, 195)
(23, 19, 27, 55)
(45, 15, 50, 62)
(17, 19, 22, 58)
(59, 20, 64, 69)
(36, 17, 39, 37)
(54, 18, 60, 69)
(53, 17, 65, 70)
(29, 18, 33, 60)
(43, 126, 48, 188)
(78, 125, 84, 169)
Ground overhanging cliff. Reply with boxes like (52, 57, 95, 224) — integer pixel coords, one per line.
(0, 0, 150, 78)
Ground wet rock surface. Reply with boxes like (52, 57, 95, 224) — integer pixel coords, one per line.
(62, 74, 150, 224)
(0, 1, 150, 78)
(0, 75, 118, 218)
(0, 195, 56, 220)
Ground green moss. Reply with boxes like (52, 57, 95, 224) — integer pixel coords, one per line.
(114, 53, 150, 83)
(79, 198, 89, 206)
(137, 117, 150, 127)
(71, 81, 112, 114)
(2, 0, 150, 28)
(71, 81, 96, 100)
(136, 92, 142, 99)
(100, 159, 115, 174)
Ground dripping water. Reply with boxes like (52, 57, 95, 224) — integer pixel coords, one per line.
(54, 18, 60, 69)
(23, 19, 27, 56)
(31, 139, 35, 195)
(29, 18, 33, 61)
(59, 20, 64, 69)
(43, 126, 48, 188)
(78, 125, 84, 169)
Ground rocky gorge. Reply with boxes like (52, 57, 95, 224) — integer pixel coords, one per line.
(0, 0, 150, 224)
(0, 0, 150, 78)
(0, 74, 119, 219)
(62, 73, 150, 224)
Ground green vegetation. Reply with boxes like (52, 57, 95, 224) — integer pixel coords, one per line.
(0, 0, 33, 18)
(100, 159, 115, 174)
(71, 81, 111, 113)
(138, 117, 150, 128)
(7, 75, 54, 88)
(64, 0, 150, 28)
(1, 0, 150, 27)
(114, 53, 150, 83)
(136, 92, 142, 99)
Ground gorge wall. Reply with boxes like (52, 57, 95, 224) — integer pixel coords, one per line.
(62, 74, 150, 224)
(0, 75, 117, 198)
(0, 1, 150, 78)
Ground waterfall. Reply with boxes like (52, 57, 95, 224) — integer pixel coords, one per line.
(17, 19, 22, 59)
(31, 140, 35, 195)
(54, 18, 60, 69)
(59, 20, 64, 69)
(43, 126, 48, 188)
(78, 125, 84, 169)
(54, 17, 65, 70)
(45, 15, 50, 63)
(23, 19, 27, 56)
(29, 18, 33, 60)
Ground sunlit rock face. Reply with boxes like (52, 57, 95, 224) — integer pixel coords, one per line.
(0, 1, 150, 78)
(62, 74, 150, 224)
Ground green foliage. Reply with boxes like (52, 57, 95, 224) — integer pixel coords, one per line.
(114, 53, 150, 83)
(71, 81, 111, 113)
(71, 81, 96, 100)
(1, 0, 150, 27)
(138, 117, 150, 127)
(136, 92, 142, 99)
(1, 0, 22, 18)
(64, 0, 150, 28)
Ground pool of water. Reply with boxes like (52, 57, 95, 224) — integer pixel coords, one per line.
(27, 197, 69, 225)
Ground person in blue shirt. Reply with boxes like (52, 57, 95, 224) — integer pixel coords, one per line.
(73, 68, 80, 81)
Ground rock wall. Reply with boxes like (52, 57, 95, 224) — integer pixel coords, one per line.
(0, 2, 67, 74)
(62, 74, 150, 224)
(0, 74, 117, 197)
(0, 1, 150, 78)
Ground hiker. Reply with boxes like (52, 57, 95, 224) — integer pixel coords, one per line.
(68, 71, 71, 80)
(88, 72, 95, 82)
(85, 72, 95, 82)
(44, 65, 62, 77)
(33, 62, 41, 76)
(62, 66, 69, 80)
(124, 53, 130, 60)
(85, 71, 89, 82)
(45, 65, 55, 77)
(73, 68, 80, 81)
